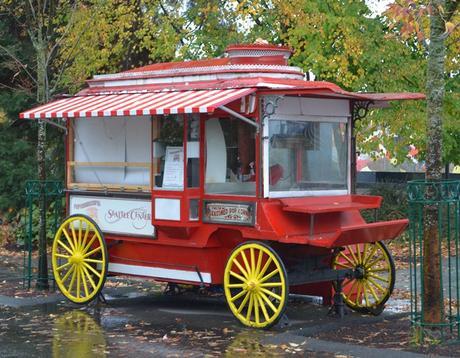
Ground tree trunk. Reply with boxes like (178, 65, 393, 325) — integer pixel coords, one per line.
(423, 0, 446, 324)
(35, 34, 49, 290)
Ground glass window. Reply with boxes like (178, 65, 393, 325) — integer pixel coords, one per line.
(71, 116, 151, 191)
(152, 115, 184, 190)
(269, 120, 348, 193)
(205, 117, 256, 195)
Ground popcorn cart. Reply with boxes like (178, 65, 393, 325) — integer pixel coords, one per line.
(20, 43, 424, 328)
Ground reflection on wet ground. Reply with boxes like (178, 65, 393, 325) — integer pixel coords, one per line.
(0, 289, 344, 357)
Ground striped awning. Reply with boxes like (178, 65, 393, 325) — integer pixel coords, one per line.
(20, 88, 256, 119)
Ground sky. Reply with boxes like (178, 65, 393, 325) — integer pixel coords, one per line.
(366, 0, 393, 15)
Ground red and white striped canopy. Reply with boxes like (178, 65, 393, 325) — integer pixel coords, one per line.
(20, 88, 256, 119)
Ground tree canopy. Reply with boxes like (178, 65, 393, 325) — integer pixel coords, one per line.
(0, 0, 458, 213)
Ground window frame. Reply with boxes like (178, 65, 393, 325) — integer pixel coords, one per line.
(263, 115, 351, 198)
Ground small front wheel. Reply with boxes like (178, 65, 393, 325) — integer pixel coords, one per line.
(52, 215, 108, 304)
(224, 241, 288, 329)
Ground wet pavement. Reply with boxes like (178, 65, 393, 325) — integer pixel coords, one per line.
(0, 281, 431, 358)
(0, 251, 453, 357)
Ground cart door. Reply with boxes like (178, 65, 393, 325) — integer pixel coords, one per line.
(151, 114, 202, 226)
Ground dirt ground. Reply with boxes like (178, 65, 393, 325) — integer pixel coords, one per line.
(315, 314, 460, 357)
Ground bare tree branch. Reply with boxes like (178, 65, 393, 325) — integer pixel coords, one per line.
(0, 44, 37, 84)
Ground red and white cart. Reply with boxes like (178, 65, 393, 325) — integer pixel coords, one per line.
(20, 43, 424, 328)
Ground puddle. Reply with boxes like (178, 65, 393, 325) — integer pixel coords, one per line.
(385, 298, 411, 313)
(52, 310, 107, 357)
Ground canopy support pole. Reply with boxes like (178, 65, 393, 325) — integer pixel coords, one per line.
(218, 105, 259, 132)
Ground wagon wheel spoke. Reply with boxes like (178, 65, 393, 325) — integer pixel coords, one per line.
(82, 265, 97, 291)
(367, 277, 386, 292)
(246, 293, 254, 321)
(254, 249, 264, 278)
(57, 240, 74, 256)
(337, 251, 355, 267)
(259, 268, 279, 284)
(233, 259, 249, 279)
(356, 244, 362, 264)
(68, 267, 77, 294)
(260, 287, 282, 301)
(56, 261, 72, 272)
(80, 267, 90, 297)
(254, 294, 260, 325)
(366, 255, 385, 270)
(368, 273, 390, 283)
(230, 270, 246, 282)
(77, 220, 83, 251)
(334, 261, 352, 269)
(259, 291, 278, 313)
(82, 234, 97, 254)
(257, 295, 270, 322)
(355, 281, 363, 306)
(227, 283, 245, 289)
(260, 282, 283, 288)
(230, 289, 247, 302)
(237, 292, 251, 313)
(62, 229, 76, 252)
(70, 224, 79, 252)
(84, 246, 101, 258)
(257, 257, 273, 280)
(365, 280, 380, 303)
(83, 262, 102, 278)
(348, 246, 360, 265)
(62, 265, 75, 283)
(363, 243, 378, 266)
(240, 251, 252, 278)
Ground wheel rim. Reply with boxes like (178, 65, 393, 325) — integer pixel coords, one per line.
(52, 215, 107, 303)
(333, 242, 394, 311)
(224, 242, 287, 328)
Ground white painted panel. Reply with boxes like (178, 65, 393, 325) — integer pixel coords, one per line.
(205, 118, 226, 183)
(155, 198, 181, 220)
(108, 263, 211, 283)
(69, 195, 155, 237)
(274, 97, 350, 118)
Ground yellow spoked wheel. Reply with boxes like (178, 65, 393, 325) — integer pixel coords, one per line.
(333, 242, 395, 314)
(224, 242, 288, 329)
(52, 215, 108, 304)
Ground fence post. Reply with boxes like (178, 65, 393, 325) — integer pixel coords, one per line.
(407, 180, 460, 342)
(23, 180, 64, 290)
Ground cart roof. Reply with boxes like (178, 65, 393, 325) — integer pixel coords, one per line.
(19, 42, 424, 120)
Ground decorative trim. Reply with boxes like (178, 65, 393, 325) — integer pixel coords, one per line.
(93, 64, 303, 81)
(352, 100, 372, 121)
(108, 263, 212, 283)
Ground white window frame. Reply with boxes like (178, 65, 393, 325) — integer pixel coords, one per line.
(263, 114, 351, 199)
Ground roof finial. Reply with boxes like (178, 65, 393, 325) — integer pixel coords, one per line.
(254, 38, 269, 45)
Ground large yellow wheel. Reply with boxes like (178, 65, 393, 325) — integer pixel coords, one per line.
(333, 242, 395, 314)
(52, 215, 108, 304)
(224, 242, 288, 329)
